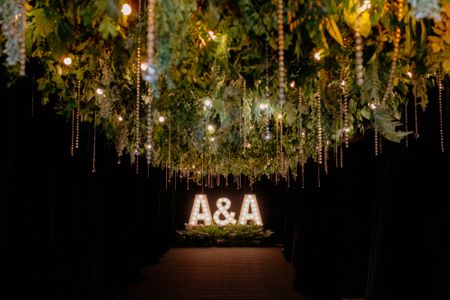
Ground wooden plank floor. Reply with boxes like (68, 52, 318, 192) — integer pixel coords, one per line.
(113, 247, 304, 300)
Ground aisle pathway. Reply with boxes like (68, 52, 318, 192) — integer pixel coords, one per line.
(114, 247, 304, 300)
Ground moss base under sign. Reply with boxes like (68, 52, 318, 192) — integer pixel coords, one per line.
(176, 225, 274, 247)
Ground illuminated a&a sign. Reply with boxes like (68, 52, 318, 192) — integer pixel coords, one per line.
(188, 194, 263, 226)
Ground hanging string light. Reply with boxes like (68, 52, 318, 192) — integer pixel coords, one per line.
(71, 108, 75, 157)
(76, 80, 81, 150)
(437, 71, 445, 152)
(335, 145, 339, 169)
(134, 0, 142, 174)
(374, 129, 379, 156)
(298, 87, 305, 175)
(146, 89, 153, 169)
(355, 7, 364, 86)
(92, 113, 97, 173)
(31, 73, 35, 118)
(342, 81, 350, 148)
(18, 0, 26, 76)
(316, 81, 323, 164)
(324, 142, 329, 175)
(143, 0, 157, 83)
(404, 101, 409, 148)
(382, 0, 403, 105)
(413, 93, 419, 139)
(242, 79, 249, 149)
(277, 0, 285, 105)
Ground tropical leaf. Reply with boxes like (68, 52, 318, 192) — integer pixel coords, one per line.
(325, 17, 344, 47)
(372, 107, 412, 142)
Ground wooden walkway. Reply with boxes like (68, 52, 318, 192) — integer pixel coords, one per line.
(113, 247, 304, 300)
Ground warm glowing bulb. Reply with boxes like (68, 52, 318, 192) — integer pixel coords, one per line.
(277, 113, 283, 120)
(290, 81, 296, 88)
(208, 31, 217, 41)
(204, 99, 212, 108)
(121, 3, 132, 16)
(140, 62, 148, 71)
(210, 137, 215, 142)
(96, 88, 104, 95)
(344, 127, 350, 133)
(259, 103, 268, 110)
(314, 52, 321, 61)
(118, 115, 123, 122)
(63, 57, 72, 65)
(207, 124, 215, 133)
(406, 71, 412, 78)
(146, 144, 152, 149)
(369, 102, 377, 110)
(359, 0, 371, 12)
(340, 80, 346, 86)
(158, 116, 165, 123)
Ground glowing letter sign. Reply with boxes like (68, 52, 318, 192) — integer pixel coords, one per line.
(188, 194, 213, 226)
(237, 194, 263, 226)
(213, 198, 237, 226)
(188, 194, 263, 226)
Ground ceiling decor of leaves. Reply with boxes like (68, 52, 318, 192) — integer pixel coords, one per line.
(0, 0, 448, 184)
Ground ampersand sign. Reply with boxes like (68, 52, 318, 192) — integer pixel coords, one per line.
(213, 198, 237, 226)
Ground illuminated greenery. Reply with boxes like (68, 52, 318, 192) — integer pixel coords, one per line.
(176, 225, 275, 246)
(1, 0, 449, 181)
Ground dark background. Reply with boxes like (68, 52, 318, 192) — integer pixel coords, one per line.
(1, 74, 448, 300)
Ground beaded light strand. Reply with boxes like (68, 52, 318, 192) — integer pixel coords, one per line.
(92, 114, 97, 173)
(71, 109, 75, 157)
(135, 0, 142, 173)
(76, 80, 81, 149)
(437, 71, 445, 152)
(146, 90, 153, 168)
(316, 82, 323, 164)
(382, 0, 403, 105)
(374, 129, 379, 156)
(413, 93, 419, 139)
(355, 8, 364, 86)
(404, 101, 409, 148)
(18, 0, 26, 76)
(324, 142, 329, 175)
(31, 73, 35, 118)
(342, 83, 350, 148)
(277, 0, 285, 105)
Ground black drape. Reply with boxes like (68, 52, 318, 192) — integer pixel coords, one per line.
(1, 76, 173, 299)
(291, 86, 449, 299)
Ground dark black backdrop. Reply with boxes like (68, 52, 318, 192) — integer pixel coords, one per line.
(1, 75, 448, 300)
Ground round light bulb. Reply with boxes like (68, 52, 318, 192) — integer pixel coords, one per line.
(210, 137, 215, 142)
(158, 116, 165, 123)
(96, 88, 104, 95)
(314, 52, 321, 61)
(118, 115, 123, 122)
(140, 62, 148, 71)
(204, 99, 212, 108)
(207, 124, 215, 133)
(406, 71, 413, 78)
(290, 81, 296, 88)
(369, 102, 377, 110)
(63, 57, 72, 66)
(121, 3, 132, 16)
(208, 31, 217, 41)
